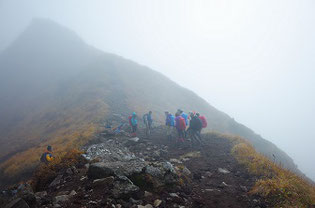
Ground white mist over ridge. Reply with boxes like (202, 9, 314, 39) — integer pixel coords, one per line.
(0, 0, 314, 181)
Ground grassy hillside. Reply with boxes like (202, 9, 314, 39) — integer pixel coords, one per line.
(0, 19, 303, 187)
(225, 133, 315, 207)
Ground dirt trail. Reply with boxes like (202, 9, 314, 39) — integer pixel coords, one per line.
(138, 128, 264, 208)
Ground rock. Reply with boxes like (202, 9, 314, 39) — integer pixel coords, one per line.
(35, 191, 47, 198)
(85, 163, 90, 169)
(54, 204, 61, 208)
(182, 167, 191, 176)
(4, 198, 30, 208)
(54, 195, 70, 203)
(88, 162, 115, 179)
(240, 185, 248, 192)
(66, 168, 73, 175)
(169, 193, 179, 198)
(69, 190, 77, 197)
(93, 176, 115, 187)
(129, 198, 142, 204)
(88, 200, 98, 205)
(20, 192, 36, 206)
(154, 199, 162, 207)
(129, 137, 140, 142)
(218, 182, 229, 188)
(138, 205, 153, 208)
(205, 189, 215, 192)
(57, 191, 69, 196)
(145, 165, 163, 178)
(49, 175, 63, 187)
(205, 171, 213, 178)
(144, 191, 152, 197)
(88, 161, 146, 179)
(218, 168, 230, 174)
(170, 158, 182, 164)
(72, 166, 79, 174)
(112, 176, 140, 199)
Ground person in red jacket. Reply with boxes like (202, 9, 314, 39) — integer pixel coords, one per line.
(196, 113, 208, 132)
(175, 112, 186, 143)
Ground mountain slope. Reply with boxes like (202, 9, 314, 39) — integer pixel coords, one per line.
(0, 19, 301, 186)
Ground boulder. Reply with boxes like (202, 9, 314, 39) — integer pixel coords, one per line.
(87, 162, 115, 179)
(88, 160, 146, 179)
(112, 176, 140, 199)
(4, 198, 30, 208)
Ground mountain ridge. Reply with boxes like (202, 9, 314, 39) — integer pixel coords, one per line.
(0, 18, 303, 186)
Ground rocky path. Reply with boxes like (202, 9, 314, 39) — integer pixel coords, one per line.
(2, 126, 267, 208)
(135, 129, 264, 208)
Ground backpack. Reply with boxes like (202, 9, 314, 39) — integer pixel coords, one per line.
(179, 117, 186, 130)
(128, 116, 132, 126)
(199, 116, 207, 128)
(40, 152, 47, 163)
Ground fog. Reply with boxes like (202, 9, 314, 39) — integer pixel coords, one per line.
(0, 0, 314, 180)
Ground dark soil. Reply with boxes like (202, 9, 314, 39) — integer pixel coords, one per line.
(1, 126, 268, 208)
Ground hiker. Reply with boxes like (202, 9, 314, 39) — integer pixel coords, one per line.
(177, 109, 189, 137)
(165, 111, 175, 139)
(188, 112, 203, 144)
(196, 113, 207, 131)
(143, 111, 153, 137)
(175, 112, 186, 143)
(40, 145, 54, 164)
(128, 112, 138, 137)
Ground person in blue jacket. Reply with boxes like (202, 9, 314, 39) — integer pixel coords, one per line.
(165, 111, 175, 139)
(128, 112, 138, 136)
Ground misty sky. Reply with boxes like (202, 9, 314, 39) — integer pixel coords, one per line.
(0, 0, 314, 180)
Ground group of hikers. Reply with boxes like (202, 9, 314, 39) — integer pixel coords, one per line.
(127, 109, 207, 144)
(41, 109, 207, 164)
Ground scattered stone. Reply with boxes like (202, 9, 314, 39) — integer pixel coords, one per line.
(154, 199, 162, 207)
(66, 168, 73, 175)
(4, 198, 30, 208)
(218, 168, 230, 174)
(93, 176, 115, 187)
(57, 191, 69, 196)
(129, 198, 142, 204)
(138, 205, 153, 208)
(182, 166, 191, 176)
(144, 191, 152, 197)
(205, 189, 215, 192)
(240, 185, 248, 192)
(54, 204, 61, 208)
(54, 195, 70, 204)
(205, 171, 213, 178)
(112, 176, 140, 199)
(69, 190, 77, 197)
(169, 193, 179, 198)
(88, 200, 98, 205)
(35, 191, 47, 198)
(129, 137, 140, 142)
(49, 175, 63, 187)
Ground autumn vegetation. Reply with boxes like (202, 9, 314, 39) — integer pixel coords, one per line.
(213, 133, 315, 208)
